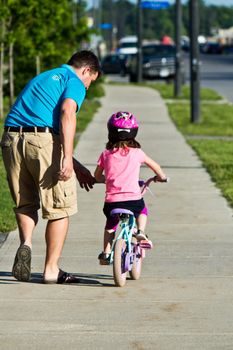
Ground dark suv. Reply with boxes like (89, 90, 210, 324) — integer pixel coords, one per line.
(128, 43, 185, 83)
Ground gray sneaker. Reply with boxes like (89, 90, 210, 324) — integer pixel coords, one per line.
(12, 245, 31, 282)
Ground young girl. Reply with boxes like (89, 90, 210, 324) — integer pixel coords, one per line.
(94, 111, 167, 265)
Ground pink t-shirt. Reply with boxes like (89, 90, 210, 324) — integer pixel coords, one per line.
(97, 147, 146, 202)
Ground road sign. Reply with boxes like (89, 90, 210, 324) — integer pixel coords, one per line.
(100, 23, 112, 30)
(141, 0, 170, 10)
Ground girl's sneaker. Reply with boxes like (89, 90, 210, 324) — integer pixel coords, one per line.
(98, 252, 111, 265)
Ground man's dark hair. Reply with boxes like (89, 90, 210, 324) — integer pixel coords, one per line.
(67, 50, 101, 77)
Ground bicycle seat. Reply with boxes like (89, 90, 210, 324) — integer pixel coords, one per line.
(110, 208, 134, 216)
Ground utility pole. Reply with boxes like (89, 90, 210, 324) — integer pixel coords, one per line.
(189, 0, 200, 123)
(109, 0, 113, 52)
(174, 0, 182, 97)
(137, 0, 143, 82)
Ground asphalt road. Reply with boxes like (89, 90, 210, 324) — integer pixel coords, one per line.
(188, 53, 233, 103)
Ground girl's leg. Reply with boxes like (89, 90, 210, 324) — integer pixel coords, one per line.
(102, 215, 118, 253)
(98, 217, 118, 264)
(136, 214, 148, 240)
(136, 213, 147, 234)
(136, 207, 153, 248)
(136, 206, 148, 237)
(103, 229, 115, 254)
(98, 229, 115, 265)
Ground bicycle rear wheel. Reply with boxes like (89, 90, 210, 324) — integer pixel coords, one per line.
(113, 239, 127, 287)
(129, 237, 142, 280)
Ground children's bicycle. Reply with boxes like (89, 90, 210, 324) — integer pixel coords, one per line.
(107, 176, 169, 287)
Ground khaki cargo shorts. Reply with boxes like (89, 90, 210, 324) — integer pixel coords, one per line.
(1, 131, 77, 220)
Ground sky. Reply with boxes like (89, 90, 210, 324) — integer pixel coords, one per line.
(87, 0, 233, 8)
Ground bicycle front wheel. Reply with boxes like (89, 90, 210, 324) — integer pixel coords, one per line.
(113, 239, 127, 287)
(129, 237, 142, 280)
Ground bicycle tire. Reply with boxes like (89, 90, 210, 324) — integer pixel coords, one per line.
(113, 239, 127, 287)
(129, 237, 142, 280)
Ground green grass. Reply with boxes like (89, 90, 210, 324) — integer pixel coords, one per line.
(150, 81, 233, 209)
(140, 82, 222, 100)
(0, 119, 16, 233)
(189, 139, 233, 207)
(110, 80, 222, 100)
(167, 103, 233, 136)
(75, 99, 101, 145)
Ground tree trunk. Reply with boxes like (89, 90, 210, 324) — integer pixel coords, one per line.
(9, 42, 14, 105)
(36, 55, 41, 75)
(0, 42, 4, 118)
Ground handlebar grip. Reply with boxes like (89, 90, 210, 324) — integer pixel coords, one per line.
(160, 177, 170, 183)
(154, 175, 170, 183)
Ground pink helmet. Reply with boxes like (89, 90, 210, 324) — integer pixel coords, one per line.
(107, 111, 139, 141)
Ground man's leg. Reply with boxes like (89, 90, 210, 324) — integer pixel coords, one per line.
(16, 212, 38, 248)
(43, 217, 69, 281)
(12, 212, 38, 282)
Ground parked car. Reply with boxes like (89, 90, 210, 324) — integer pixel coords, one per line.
(201, 42, 223, 54)
(101, 53, 129, 76)
(117, 36, 138, 55)
(128, 43, 185, 83)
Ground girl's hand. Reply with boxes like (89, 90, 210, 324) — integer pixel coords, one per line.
(154, 174, 168, 182)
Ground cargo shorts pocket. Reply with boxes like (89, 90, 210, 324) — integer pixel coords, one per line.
(0, 134, 13, 165)
(0, 134, 12, 149)
(52, 177, 76, 208)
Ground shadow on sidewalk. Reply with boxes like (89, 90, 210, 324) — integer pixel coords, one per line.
(0, 271, 114, 287)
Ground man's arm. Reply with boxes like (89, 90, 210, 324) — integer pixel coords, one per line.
(59, 98, 77, 181)
(59, 98, 95, 190)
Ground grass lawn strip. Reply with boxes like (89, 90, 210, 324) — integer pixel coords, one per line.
(147, 82, 233, 209)
(189, 139, 233, 208)
(167, 103, 233, 137)
(0, 119, 16, 233)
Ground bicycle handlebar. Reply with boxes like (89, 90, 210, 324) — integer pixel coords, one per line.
(139, 175, 169, 196)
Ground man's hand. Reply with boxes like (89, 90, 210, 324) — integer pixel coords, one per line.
(58, 156, 74, 181)
(73, 158, 95, 191)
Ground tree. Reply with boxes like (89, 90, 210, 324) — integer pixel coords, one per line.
(0, 0, 92, 115)
(0, 0, 9, 118)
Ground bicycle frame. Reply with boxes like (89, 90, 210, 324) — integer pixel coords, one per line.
(103, 177, 169, 286)
(109, 210, 136, 266)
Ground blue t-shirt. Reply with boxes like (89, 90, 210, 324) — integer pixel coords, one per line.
(5, 64, 86, 133)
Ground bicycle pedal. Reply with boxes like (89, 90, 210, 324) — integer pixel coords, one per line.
(139, 240, 153, 250)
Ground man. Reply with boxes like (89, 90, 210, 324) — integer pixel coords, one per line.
(1, 50, 101, 284)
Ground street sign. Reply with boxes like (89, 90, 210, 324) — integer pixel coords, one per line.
(100, 23, 112, 30)
(141, 0, 170, 9)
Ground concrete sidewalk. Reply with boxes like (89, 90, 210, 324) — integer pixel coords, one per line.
(1, 85, 233, 350)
